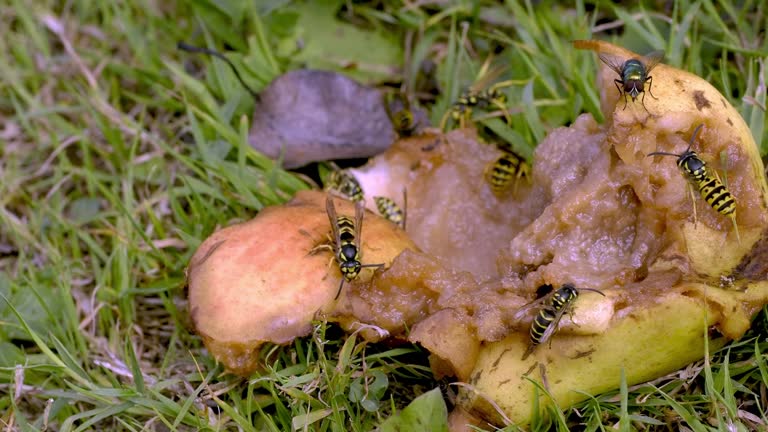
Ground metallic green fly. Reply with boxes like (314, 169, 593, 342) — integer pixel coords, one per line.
(598, 50, 665, 111)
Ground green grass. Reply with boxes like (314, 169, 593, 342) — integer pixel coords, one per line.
(1, 0, 767, 430)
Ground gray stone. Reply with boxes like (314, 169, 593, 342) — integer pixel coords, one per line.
(248, 69, 396, 168)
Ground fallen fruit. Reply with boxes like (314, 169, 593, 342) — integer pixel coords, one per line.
(188, 40, 768, 428)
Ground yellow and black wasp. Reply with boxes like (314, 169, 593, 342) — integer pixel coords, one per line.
(647, 124, 740, 242)
(325, 169, 364, 203)
(597, 49, 665, 111)
(385, 91, 418, 137)
(440, 58, 518, 130)
(374, 189, 407, 230)
(445, 85, 510, 128)
(514, 284, 606, 360)
(322, 196, 384, 299)
(484, 149, 531, 195)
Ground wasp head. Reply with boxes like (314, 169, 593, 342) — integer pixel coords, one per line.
(557, 284, 579, 302)
(340, 260, 361, 280)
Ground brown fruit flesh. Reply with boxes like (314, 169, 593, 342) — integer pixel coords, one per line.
(187, 40, 768, 426)
(187, 191, 417, 374)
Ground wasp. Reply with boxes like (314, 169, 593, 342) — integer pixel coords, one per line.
(391, 109, 417, 137)
(449, 86, 510, 125)
(374, 189, 407, 229)
(319, 196, 384, 299)
(385, 91, 418, 137)
(514, 284, 606, 360)
(597, 50, 664, 111)
(484, 149, 530, 194)
(441, 84, 513, 130)
(647, 124, 740, 242)
(440, 59, 517, 130)
(325, 169, 364, 203)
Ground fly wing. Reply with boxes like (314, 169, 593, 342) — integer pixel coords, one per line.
(640, 50, 665, 74)
(597, 53, 626, 75)
(326, 195, 342, 251)
(354, 198, 365, 250)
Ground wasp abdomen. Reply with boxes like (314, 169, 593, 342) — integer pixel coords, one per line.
(374, 196, 406, 229)
(327, 170, 364, 203)
(530, 308, 557, 344)
(485, 150, 530, 194)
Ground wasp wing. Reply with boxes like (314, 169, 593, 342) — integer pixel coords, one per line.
(640, 50, 665, 74)
(512, 296, 551, 322)
(354, 198, 365, 251)
(536, 303, 571, 347)
(326, 195, 342, 252)
(596, 53, 626, 76)
(470, 63, 507, 93)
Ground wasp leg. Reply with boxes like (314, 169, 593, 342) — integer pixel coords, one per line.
(309, 245, 331, 256)
(491, 99, 512, 125)
(562, 304, 581, 336)
(459, 108, 471, 129)
(439, 110, 452, 132)
(318, 255, 337, 282)
(309, 243, 334, 256)
(513, 162, 531, 195)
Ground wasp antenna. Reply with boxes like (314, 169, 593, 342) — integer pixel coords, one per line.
(177, 41, 260, 101)
(579, 288, 606, 296)
(647, 151, 681, 158)
(689, 124, 705, 142)
(685, 124, 705, 152)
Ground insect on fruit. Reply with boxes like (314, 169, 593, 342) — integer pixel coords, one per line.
(392, 109, 417, 137)
(647, 124, 740, 243)
(597, 50, 664, 111)
(484, 149, 531, 194)
(514, 284, 606, 360)
(326, 169, 364, 203)
(374, 189, 407, 229)
(320, 196, 384, 299)
(385, 91, 418, 137)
